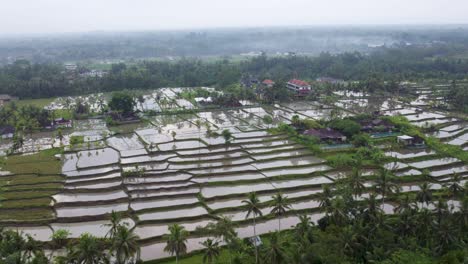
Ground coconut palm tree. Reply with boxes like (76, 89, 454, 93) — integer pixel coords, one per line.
(318, 185, 333, 214)
(112, 225, 140, 264)
(221, 129, 232, 144)
(415, 208, 434, 248)
(348, 168, 366, 199)
(261, 231, 289, 264)
(416, 182, 433, 207)
(202, 216, 237, 264)
(242, 192, 263, 264)
(394, 194, 415, 215)
(433, 198, 449, 226)
(329, 197, 348, 226)
(69, 233, 108, 264)
(363, 193, 383, 222)
(445, 172, 464, 197)
(105, 210, 124, 239)
(374, 168, 400, 208)
(295, 215, 314, 245)
(164, 224, 188, 264)
(270, 193, 291, 232)
(200, 238, 220, 264)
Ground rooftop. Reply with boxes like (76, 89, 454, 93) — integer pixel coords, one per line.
(288, 79, 310, 87)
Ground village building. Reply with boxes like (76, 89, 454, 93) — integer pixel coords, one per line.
(261, 79, 275, 88)
(397, 135, 425, 147)
(286, 79, 311, 96)
(240, 75, 259, 88)
(359, 118, 395, 133)
(303, 128, 347, 143)
(0, 94, 18, 106)
(52, 118, 73, 128)
(256, 79, 275, 100)
(0, 125, 15, 139)
(316, 77, 344, 85)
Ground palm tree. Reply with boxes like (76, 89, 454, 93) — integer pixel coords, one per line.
(416, 182, 433, 207)
(415, 208, 434, 248)
(270, 193, 291, 232)
(394, 194, 415, 215)
(200, 239, 220, 264)
(112, 225, 140, 264)
(105, 210, 124, 239)
(69, 233, 108, 264)
(294, 215, 313, 239)
(242, 192, 263, 264)
(294, 215, 314, 247)
(434, 220, 458, 254)
(164, 224, 188, 264)
(291, 115, 300, 127)
(221, 129, 232, 144)
(329, 197, 348, 226)
(433, 198, 448, 226)
(446, 172, 464, 197)
(203, 216, 237, 264)
(363, 193, 383, 222)
(261, 231, 289, 264)
(374, 168, 400, 208)
(318, 185, 333, 214)
(348, 168, 366, 199)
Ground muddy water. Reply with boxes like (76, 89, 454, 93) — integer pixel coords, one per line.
(236, 213, 325, 239)
(157, 140, 206, 151)
(51, 218, 135, 238)
(53, 190, 128, 203)
(140, 236, 213, 261)
(408, 157, 460, 169)
(192, 172, 266, 183)
(64, 166, 120, 178)
(261, 165, 331, 177)
(55, 202, 129, 218)
(130, 187, 200, 199)
(66, 172, 121, 183)
(134, 219, 214, 240)
(76, 148, 120, 168)
(5, 226, 53, 242)
(138, 206, 208, 221)
(131, 197, 198, 211)
(253, 156, 325, 170)
(430, 165, 468, 177)
(385, 149, 435, 159)
(120, 153, 176, 164)
(65, 180, 122, 190)
(251, 149, 309, 161)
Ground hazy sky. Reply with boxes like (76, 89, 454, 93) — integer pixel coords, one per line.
(1, 0, 467, 34)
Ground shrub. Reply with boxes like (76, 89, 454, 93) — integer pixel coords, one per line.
(351, 133, 371, 147)
(329, 119, 361, 137)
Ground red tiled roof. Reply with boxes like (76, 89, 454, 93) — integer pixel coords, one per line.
(288, 79, 309, 87)
(262, 79, 275, 85)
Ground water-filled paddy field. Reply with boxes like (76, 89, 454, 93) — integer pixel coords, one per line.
(0, 86, 466, 262)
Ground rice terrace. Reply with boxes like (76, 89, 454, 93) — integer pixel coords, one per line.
(0, 5, 468, 262)
(0, 80, 466, 263)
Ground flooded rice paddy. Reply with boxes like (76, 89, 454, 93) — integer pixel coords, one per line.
(1, 86, 466, 262)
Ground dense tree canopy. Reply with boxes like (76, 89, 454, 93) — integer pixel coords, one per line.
(1, 43, 468, 101)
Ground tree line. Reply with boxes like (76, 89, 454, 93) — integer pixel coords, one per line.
(1, 43, 468, 100)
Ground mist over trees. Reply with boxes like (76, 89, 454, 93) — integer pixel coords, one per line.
(1, 42, 468, 100)
(1, 26, 468, 63)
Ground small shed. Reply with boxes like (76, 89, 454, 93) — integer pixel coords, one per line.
(397, 135, 425, 146)
(53, 118, 73, 128)
(304, 128, 347, 143)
